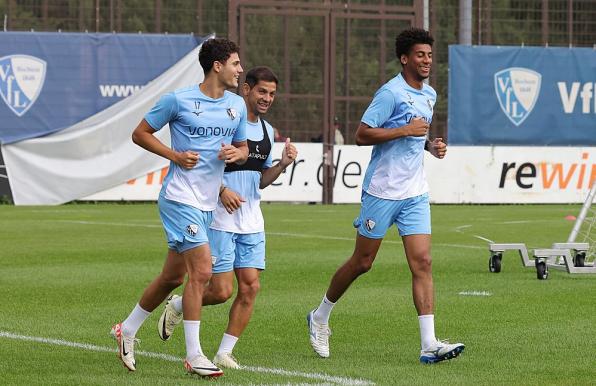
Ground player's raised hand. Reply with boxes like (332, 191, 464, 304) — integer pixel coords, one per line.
(407, 117, 429, 137)
(219, 187, 245, 213)
(218, 143, 244, 164)
(429, 137, 447, 159)
(175, 150, 199, 169)
(280, 137, 297, 168)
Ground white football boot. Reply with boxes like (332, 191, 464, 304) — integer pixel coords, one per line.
(157, 294, 183, 341)
(420, 339, 465, 364)
(110, 322, 138, 371)
(213, 352, 241, 369)
(307, 309, 331, 358)
(184, 354, 224, 377)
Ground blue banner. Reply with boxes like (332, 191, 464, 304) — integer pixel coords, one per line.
(0, 32, 204, 144)
(448, 45, 596, 145)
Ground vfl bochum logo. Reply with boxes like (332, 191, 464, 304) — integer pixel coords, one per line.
(0, 55, 47, 117)
(494, 67, 541, 126)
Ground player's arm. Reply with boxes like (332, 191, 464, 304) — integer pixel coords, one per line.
(260, 138, 297, 189)
(218, 184, 245, 214)
(355, 88, 428, 146)
(425, 137, 447, 159)
(219, 102, 250, 165)
(216, 140, 250, 214)
(218, 140, 249, 165)
(355, 118, 429, 146)
(131, 119, 198, 169)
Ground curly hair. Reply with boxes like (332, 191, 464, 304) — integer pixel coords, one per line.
(198, 38, 239, 73)
(395, 28, 434, 60)
(245, 66, 279, 88)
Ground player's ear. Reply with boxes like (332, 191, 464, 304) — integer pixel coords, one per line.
(242, 83, 250, 96)
(400, 54, 407, 66)
(213, 60, 222, 73)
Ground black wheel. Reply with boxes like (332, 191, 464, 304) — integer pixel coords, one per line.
(574, 252, 586, 267)
(536, 260, 548, 280)
(489, 253, 502, 273)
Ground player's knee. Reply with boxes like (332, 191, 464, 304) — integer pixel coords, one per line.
(351, 256, 375, 275)
(158, 272, 185, 290)
(161, 275, 185, 289)
(238, 280, 260, 300)
(413, 254, 432, 275)
(358, 260, 374, 274)
(211, 284, 234, 303)
(187, 268, 212, 286)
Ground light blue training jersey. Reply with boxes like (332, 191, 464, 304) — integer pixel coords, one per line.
(360, 72, 436, 200)
(211, 118, 274, 233)
(145, 85, 247, 211)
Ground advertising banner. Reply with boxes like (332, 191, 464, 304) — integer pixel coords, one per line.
(449, 45, 596, 146)
(84, 144, 595, 204)
(0, 32, 202, 144)
(2, 44, 205, 205)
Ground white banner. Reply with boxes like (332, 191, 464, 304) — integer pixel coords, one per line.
(84, 144, 595, 204)
(2, 44, 205, 205)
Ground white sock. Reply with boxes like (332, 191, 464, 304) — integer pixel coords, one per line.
(418, 314, 437, 350)
(121, 303, 150, 337)
(171, 295, 183, 313)
(217, 333, 239, 355)
(313, 294, 335, 324)
(183, 320, 203, 359)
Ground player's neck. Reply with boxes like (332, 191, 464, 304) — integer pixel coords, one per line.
(401, 71, 424, 90)
(247, 110, 260, 123)
(199, 76, 226, 99)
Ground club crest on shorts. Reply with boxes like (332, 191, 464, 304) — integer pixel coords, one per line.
(365, 218, 376, 231)
(0, 55, 47, 117)
(186, 224, 199, 236)
(226, 108, 237, 120)
(494, 67, 541, 126)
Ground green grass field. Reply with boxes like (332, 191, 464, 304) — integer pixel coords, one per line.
(0, 203, 594, 385)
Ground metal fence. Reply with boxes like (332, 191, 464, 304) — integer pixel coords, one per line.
(2, 0, 595, 143)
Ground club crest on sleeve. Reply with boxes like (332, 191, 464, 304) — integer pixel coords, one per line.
(365, 219, 376, 231)
(226, 108, 237, 120)
(186, 224, 199, 236)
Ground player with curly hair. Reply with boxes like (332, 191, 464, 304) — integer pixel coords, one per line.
(307, 27, 464, 364)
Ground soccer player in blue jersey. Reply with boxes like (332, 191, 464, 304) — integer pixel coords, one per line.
(157, 66, 297, 369)
(307, 28, 465, 364)
(110, 38, 248, 377)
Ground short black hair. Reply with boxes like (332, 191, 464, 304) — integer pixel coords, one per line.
(245, 66, 279, 88)
(198, 38, 239, 73)
(395, 28, 434, 60)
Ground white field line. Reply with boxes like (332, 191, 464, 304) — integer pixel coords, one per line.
(454, 219, 565, 245)
(458, 291, 492, 296)
(49, 220, 485, 250)
(437, 243, 485, 250)
(453, 224, 495, 244)
(500, 220, 556, 224)
(472, 235, 494, 243)
(0, 331, 374, 386)
(454, 225, 472, 233)
(51, 219, 162, 228)
(243, 366, 374, 385)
